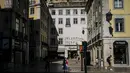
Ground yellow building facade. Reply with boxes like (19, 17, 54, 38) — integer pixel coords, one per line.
(109, 0, 130, 37)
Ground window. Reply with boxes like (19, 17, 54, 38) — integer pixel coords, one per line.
(81, 18, 85, 24)
(115, 18, 124, 32)
(58, 10, 63, 15)
(66, 18, 71, 27)
(52, 18, 55, 24)
(51, 38, 55, 45)
(73, 9, 78, 15)
(51, 10, 56, 15)
(22, 22, 25, 34)
(29, 0, 35, 5)
(16, 18, 20, 31)
(30, 7, 34, 14)
(17, 0, 20, 8)
(51, 28, 55, 34)
(58, 38, 63, 44)
(58, 18, 63, 24)
(59, 28, 63, 34)
(66, 9, 70, 15)
(73, 18, 78, 24)
(4, 0, 12, 8)
(81, 9, 85, 14)
(114, 0, 123, 8)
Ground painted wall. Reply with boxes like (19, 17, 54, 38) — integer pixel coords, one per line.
(109, 0, 130, 37)
(0, 0, 5, 8)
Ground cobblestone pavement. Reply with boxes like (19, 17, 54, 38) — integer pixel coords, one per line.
(4, 60, 65, 72)
(68, 59, 130, 73)
(68, 59, 83, 72)
(4, 59, 130, 73)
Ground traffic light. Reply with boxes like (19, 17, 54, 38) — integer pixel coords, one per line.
(82, 41, 87, 51)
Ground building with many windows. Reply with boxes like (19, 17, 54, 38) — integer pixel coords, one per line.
(0, 0, 29, 69)
(29, 0, 58, 61)
(85, 0, 130, 67)
(48, 0, 87, 58)
(29, 0, 49, 61)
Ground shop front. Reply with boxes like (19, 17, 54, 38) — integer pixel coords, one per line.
(113, 41, 129, 66)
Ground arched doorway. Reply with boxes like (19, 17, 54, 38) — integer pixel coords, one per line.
(113, 41, 128, 65)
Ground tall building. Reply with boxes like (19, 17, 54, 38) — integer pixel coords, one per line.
(29, 0, 58, 61)
(86, 0, 130, 67)
(0, 0, 29, 69)
(48, 0, 87, 58)
(29, 0, 49, 60)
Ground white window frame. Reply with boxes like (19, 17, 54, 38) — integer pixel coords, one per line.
(66, 9, 70, 15)
(30, 7, 34, 14)
(16, 18, 20, 31)
(52, 18, 55, 24)
(51, 10, 56, 15)
(58, 10, 63, 15)
(114, 0, 123, 9)
(81, 18, 85, 24)
(58, 28, 63, 34)
(58, 38, 63, 44)
(115, 18, 124, 32)
(73, 18, 78, 24)
(73, 9, 78, 15)
(58, 18, 63, 24)
(81, 9, 85, 14)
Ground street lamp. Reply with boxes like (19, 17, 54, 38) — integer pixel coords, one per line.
(106, 10, 113, 22)
(82, 28, 87, 73)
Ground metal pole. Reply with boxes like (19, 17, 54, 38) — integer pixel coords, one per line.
(84, 51, 87, 73)
(81, 52, 83, 71)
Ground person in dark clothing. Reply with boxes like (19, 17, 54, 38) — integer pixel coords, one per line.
(44, 56, 50, 72)
(106, 55, 112, 70)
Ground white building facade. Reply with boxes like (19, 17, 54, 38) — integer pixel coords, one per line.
(48, 1, 87, 58)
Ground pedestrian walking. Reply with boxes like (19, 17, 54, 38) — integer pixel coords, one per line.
(44, 56, 50, 72)
(63, 58, 68, 73)
(76, 56, 80, 63)
(78, 56, 80, 61)
(106, 55, 112, 70)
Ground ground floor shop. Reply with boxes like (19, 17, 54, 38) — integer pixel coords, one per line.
(90, 38, 130, 67)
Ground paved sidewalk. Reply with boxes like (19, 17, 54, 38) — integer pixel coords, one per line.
(68, 59, 130, 73)
(4, 59, 64, 72)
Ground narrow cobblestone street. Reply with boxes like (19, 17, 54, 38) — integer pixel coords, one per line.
(3, 59, 130, 73)
(68, 59, 83, 72)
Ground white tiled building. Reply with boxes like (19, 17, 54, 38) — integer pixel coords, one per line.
(48, 1, 87, 58)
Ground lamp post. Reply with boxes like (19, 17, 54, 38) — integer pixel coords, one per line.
(82, 28, 87, 73)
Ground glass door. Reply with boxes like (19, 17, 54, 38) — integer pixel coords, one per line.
(114, 45, 127, 64)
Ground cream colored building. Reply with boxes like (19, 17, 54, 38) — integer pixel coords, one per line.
(86, 0, 130, 67)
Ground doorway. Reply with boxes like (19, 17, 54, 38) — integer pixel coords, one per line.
(68, 51, 77, 59)
(113, 41, 128, 65)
